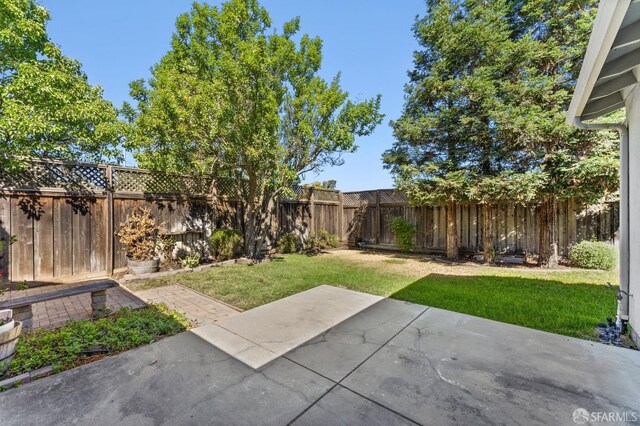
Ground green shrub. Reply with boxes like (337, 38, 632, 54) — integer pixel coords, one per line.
(570, 241, 617, 270)
(276, 233, 298, 253)
(390, 216, 416, 253)
(180, 253, 201, 268)
(209, 229, 244, 261)
(305, 230, 339, 251)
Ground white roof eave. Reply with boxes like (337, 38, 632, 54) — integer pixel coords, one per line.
(566, 0, 632, 125)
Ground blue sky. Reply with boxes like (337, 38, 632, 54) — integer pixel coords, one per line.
(40, 0, 423, 191)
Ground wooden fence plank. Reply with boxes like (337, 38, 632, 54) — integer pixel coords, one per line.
(34, 197, 54, 279)
(92, 199, 106, 273)
(72, 201, 92, 275)
(53, 198, 73, 277)
(439, 206, 447, 249)
(11, 197, 34, 281)
(506, 203, 515, 253)
(0, 197, 11, 282)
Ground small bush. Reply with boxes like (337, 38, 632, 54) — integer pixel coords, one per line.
(209, 229, 243, 261)
(305, 230, 339, 251)
(390, 216, 416, 253)
(276, 233, 298, 253)
(180, 253, 201, 268)
(570, 241, 617, 270)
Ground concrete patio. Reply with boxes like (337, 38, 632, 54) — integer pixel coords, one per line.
(1, 297, 638, 425)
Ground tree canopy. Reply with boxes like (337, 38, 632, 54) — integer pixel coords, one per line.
(125, 0, 383, 256)
(0, 0, 124, 170)
(384, 0, 620, 264)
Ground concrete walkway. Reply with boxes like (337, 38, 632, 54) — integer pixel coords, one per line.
(134, 284, 240, 326)
(1, 299, 639, 425)
(193, 285, 383, 368)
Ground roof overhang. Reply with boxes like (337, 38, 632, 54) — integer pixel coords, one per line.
(567, 0, 640, 124)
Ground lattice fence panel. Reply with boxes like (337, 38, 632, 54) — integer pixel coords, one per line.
(282, 185, 313, 202)
(343, 191, 377, 207)
(379, 189, 407, 205)
(0, 160, 107, 191)
(214, 178, 237, 198)
(112, 168, 214, 195)
(314, 188, 340, 203)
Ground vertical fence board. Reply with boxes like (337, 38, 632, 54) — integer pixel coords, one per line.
(72, 203, 91, 275)
(92, 199, 106, 272)
(11, 197, 34, 281)
(0, 197, 10, 282)
(34, 197, 54, 279)
(439, 206, 447, 249)
(53, 198, 73, 277)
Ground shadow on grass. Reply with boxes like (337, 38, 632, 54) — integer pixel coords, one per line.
(390, 274, 618, 340)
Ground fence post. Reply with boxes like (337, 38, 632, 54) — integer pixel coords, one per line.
(338, 191, 344, 242)
(105, 166, 114, 276)
(309, 187, 315, 234)
(567, 197, 577, 249)
(375, 190, 381, 244)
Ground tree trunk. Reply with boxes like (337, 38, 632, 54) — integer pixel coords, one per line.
(482, 203, 493, 263)
(446, 200, 458, 259)
(538, 195, 559, 268)
(244, 202, 259, 258)
(242, 182, 278, 259)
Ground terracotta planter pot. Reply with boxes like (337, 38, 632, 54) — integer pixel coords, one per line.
(126, 258, 160, 275)
(0, 321, 22, 373)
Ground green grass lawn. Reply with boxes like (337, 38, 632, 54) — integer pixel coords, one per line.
(130, 255, 414, 310)
(129, 252, 619, 340)
(391, 275, 615, 339)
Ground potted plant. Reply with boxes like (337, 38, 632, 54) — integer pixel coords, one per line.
(116, 207, 165, 275)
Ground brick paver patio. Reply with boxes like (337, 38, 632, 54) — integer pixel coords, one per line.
(0, 282, 146, 329)
(133, 284, 240, 326)
(1, 281, 239, 330)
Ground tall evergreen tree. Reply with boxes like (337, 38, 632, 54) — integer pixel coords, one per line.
(385, 0, 619, 265)
(384, 0, 518, 259)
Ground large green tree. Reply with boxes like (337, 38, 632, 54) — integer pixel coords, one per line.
(125, 0, 383, 257)
(493, 0, 619, 267)
(385, 0, 619, 266)
(0, 0, 124, 170)
(384, 0, 518, 259)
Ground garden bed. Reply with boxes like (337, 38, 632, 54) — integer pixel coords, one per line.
(0, 304, 189, 389)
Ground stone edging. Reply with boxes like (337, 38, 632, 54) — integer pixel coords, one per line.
(119, 257, 271, 284)
(0, 365, 53, 390)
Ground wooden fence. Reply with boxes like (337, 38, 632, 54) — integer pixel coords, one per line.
(0, 161, 618, 282)
(342, 189, 618, 256)
(0, 160, 340, 282)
